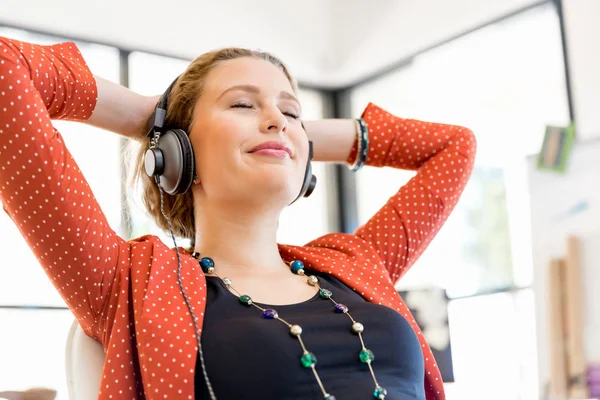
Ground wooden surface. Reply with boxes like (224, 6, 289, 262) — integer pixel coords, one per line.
(566, 236, 589, 398)
(549, 258, 568, 398)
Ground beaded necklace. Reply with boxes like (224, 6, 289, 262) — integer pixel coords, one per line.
(192, 252, 388, 400)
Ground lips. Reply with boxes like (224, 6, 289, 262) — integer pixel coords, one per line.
(248, 141, 292, 158)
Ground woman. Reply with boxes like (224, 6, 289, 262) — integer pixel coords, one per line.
(0, 35, 476, 400)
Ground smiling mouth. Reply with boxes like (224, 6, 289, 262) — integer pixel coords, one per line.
(248, 141, 292, 159)
(249, 149, 291, 159)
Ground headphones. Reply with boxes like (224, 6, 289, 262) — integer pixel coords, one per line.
(144, 77, 317, 204)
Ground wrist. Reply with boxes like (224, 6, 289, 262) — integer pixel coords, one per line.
(88, 76, 158, 139)
(303, 119, 356, 163)
(347, 118, 368, 171)
(133, 94, 160, 139)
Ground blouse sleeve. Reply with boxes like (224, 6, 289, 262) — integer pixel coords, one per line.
(347, 103, 476, 283)
(0, 37, 126, 332)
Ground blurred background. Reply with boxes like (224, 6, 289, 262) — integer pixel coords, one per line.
(1, 0, 599, 399)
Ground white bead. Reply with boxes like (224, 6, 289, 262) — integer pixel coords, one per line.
(352, 322, 364, 333)
(290, 325, 303, 336)
(223, 277, 232, 286)
(307, 276, 318, 286)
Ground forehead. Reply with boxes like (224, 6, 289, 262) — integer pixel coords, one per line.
(203, 57, 295, 98)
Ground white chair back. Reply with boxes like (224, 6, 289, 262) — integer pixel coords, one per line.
(65, 319, 105, 400)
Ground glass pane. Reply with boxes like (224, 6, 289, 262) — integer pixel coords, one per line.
(444, 289, 538, 400)
(126, 54, 331, 247)
(0, 29, 121, 307)
(128, 51, 191, 96)
(349, 3, 569, 295)
(0, 308, 74, 400)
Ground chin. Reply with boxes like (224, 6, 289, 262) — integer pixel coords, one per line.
(246, 171, 300, 202)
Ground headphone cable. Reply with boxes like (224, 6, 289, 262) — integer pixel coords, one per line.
(156, 176, 217, 400)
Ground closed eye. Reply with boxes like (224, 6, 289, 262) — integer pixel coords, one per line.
(231, 102, 253, 109)
(232, 102, 299, 120)
(283, 111, 299, 119)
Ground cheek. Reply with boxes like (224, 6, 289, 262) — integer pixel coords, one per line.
(295, 134, 310, 166)
(194, 138, 229, 173)
(190, 125, 240, 180)
(292, 141, 311, 184)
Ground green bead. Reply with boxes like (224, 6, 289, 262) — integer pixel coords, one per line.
(300, 352, 317, 368)
(319, 288, 332, 299)
(239, 295, 252, 306)
(359, 349, 375, 363)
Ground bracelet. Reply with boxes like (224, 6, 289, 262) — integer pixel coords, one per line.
(349, 118, 369, 172)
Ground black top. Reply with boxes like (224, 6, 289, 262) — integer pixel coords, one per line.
(195, 269, 425, 399)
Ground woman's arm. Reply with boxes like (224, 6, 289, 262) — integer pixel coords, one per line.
(306, 103, 476, 284)
(86, 75, 159, 139)
(302, 119, 356, 163)
(0, 37, 128, 333)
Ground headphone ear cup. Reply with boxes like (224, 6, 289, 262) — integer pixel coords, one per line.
(300, 161, 317, 199)
(289, 142, 317, 205)
(302, 140, 316, 198)
(153, 128, 195, 195)
(144, 146, 165, 177)
(304, 169, 317, 198)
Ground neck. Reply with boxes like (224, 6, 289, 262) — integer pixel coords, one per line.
(192, 199, 287, 276)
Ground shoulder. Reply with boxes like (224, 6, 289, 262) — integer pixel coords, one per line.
(126, 234, 198, 277)
(308, 232, 378, 257)
(279, 232, 381, 264)
(127, 234, 187, 260)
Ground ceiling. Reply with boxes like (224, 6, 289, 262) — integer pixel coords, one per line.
(0, 0, 542, 88)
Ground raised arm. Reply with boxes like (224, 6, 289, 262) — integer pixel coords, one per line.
(0, 37, 131, 332)
(304, 103, 476, 284)
(351, 103, 476, 283)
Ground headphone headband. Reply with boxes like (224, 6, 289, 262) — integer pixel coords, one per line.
(146, 77, 180, 138)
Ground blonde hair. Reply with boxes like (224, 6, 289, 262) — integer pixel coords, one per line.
(126, 48, 297, 248)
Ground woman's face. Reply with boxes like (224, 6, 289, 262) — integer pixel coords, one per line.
(189, 57, 307, 207)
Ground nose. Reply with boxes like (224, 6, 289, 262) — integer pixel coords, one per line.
(261, 108, 287, 135)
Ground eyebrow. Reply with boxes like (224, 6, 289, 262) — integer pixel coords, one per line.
(217, 84, 301, 110)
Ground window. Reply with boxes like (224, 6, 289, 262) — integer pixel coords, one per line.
(0, 309, 73, 398)
(350, 3, 569, 296)
(0, 28, 121, 307)
(444, 289, 538, 399)
(349, 4, 568, 399)
(0, 27, 121, 400)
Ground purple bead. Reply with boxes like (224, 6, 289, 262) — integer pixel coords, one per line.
(334, 304, 349, 313)
(262, 309, 278, 319)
